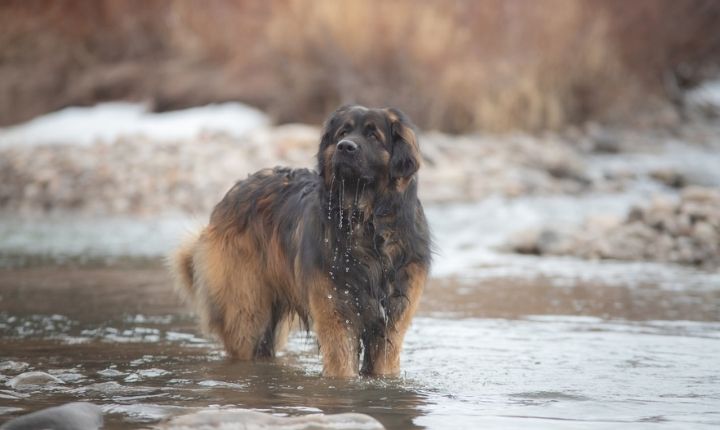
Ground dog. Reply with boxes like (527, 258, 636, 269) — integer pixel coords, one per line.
(170, 105, 431, 377)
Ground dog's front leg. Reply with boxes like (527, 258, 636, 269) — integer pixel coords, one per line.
(366, 263, 427, 376)
(308, 277, 360, 377)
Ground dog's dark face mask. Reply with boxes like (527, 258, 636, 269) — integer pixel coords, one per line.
(318, 105, 420, 192)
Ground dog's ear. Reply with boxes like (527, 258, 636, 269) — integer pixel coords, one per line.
(387, 108, 420, 183)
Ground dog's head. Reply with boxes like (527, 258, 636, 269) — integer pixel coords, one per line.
(318, 105, 420, 191)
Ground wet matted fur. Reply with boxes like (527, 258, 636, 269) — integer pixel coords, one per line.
(170, 105, 431, 377)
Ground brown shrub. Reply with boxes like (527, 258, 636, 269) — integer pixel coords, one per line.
(0, 0, 719, 132)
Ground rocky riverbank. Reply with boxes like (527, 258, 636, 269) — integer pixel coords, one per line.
(1, 103, 720, 267)
(0, 121, 592, 216)
(508, 186, 720, 267)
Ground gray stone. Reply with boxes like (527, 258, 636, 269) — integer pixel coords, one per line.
(650, 169, 686, 188)
(155, 408, 385, 430)
(692, 221, 716, 245)
(587, 126, 622, 153)
(0, 402, 102, 430)
(6, 371, 64, 390)
(682, 186, 720, 204)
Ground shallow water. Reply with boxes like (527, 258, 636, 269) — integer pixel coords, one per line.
(1, 196, 719, 429)
(1, 264, 719, 429)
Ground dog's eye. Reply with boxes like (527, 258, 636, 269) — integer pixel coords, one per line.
(337, 129, 349, 138)
(365, 129, 379, 141)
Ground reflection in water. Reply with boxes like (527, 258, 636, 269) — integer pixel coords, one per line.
(1, 265, 719, 429)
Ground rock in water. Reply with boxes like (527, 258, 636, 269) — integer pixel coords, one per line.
(155, 408, 385, 430)
(0, 402, 103, 430)
(6, 371, 64, 389)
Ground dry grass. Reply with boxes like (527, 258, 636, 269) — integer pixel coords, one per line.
(0, 0, 718, 132)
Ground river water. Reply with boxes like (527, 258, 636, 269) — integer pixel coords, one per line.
(1, 196, 720, 429)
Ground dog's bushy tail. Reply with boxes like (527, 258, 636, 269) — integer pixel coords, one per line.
(168, 232, 198, 300)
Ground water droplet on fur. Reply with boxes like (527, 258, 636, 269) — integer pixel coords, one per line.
(345, 319, 349, 324)
(327, 175, 335, 221)
(344, 289, 349, 295)
(345, 268, 349, 272)
(327, 294, 332, 299)
(338, 179, 345, 229)
(324, 238, 329, 243)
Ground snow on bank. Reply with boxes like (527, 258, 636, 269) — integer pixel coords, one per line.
(0, 102, 269, 148)
(686, 79, 720, 109)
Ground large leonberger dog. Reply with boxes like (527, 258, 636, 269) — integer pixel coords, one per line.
(170, 105, 431, 377)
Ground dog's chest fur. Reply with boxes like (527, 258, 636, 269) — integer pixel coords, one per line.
(316, 196, 409, 332)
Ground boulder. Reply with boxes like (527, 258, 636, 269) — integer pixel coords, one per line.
(154, 408, 385, 430)
(6, 371, 64, 390)
(0, 402, 102, 430)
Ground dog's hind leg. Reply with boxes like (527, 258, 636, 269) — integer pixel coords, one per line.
(253, 302, 295, 359)
(271, 313, 293, 353)
(193, 236, 274, 360)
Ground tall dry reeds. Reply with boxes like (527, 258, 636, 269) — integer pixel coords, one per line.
(1, 0, 718, 132)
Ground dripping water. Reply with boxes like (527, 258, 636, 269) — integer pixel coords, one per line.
(338, 179, 345, 230)
(325, 175, 335, 246)
(327, 175, 335, 221)
(382, 301, 389, 367)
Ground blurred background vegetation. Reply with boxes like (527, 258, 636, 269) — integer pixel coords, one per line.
(1, 0, 719, 132)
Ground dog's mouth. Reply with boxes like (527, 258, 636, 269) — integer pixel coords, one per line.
(332, 155, 363, 178)
(334, 164, 377, 185)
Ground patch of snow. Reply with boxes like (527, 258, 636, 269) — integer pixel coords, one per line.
(686, 79, 720, 108)
(587, 140, 720, 188)
(0, 102, 269, 148)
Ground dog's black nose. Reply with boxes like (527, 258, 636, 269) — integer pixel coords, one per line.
(337, 139, 358, 153)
